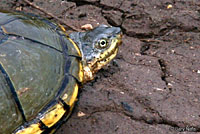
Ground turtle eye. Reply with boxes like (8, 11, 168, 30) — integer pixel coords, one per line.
(98, 39, 108, 48)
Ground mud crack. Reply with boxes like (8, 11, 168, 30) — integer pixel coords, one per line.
(67, 0, 125, 13)
(85, 95, 200, 133)
(122, 111, 200, 132)
(158, 58, 172, 91)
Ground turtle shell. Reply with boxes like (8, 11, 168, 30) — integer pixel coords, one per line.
(0, 10, 83, 134)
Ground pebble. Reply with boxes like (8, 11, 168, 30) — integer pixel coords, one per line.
(77, 111, 86, 117)
(197, 70, 200, 74)
(81, 24, 93, 30)
(120, 91, 124, 94)
(167, 4, 173, 9)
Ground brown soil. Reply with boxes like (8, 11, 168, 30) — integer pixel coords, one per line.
(1, 0, 200, 134)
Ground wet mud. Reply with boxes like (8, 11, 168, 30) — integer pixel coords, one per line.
(0, 0, 200, 134)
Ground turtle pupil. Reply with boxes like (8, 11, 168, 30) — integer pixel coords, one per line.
(101, 41, 105, 46)
(99, 40, 107, 48)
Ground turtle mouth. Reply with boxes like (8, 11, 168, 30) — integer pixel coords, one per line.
(98, 46, 118, 65)
(83, 46, 119, 82)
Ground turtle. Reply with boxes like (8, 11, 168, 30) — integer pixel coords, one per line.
(0, 10, 122, 134)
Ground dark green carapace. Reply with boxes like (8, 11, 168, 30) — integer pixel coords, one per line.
(0, 10, 122, 134)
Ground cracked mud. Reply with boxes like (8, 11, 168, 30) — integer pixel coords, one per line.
(1, 0, 200, 134)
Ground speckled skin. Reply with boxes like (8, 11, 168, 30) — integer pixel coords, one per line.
(70, 25, 122, 81)
(69, 25, 121, 62)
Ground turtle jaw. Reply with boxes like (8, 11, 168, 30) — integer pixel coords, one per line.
(91, 47, 119, 73)
(83, 47, 119, 82)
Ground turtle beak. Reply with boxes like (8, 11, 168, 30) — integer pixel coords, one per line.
(112, 27, 122, 46)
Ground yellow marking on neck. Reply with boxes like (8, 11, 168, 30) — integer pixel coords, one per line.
(78, 61, 84, 83)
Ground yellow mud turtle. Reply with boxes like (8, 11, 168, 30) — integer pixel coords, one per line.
(0, 10, 122, 134)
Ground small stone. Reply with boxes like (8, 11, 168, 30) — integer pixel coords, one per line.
(114, 125, 119, 131)
(77, 111, 86, 117)
(193, 98, 198, 102)
(190, 46, 194, 50)
(81, 24, 93, 30)
(135, 53, 141, 56)
(197, 70, 200, 74)
(16, 6, 22, 11)
(112, 60, 119, 67)
(154, 87, 164, 91)
(120, 91, 124, 94)
(168, 83, 173, 87)
(167, 4, 173, 9)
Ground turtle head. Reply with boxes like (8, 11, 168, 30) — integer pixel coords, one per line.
(69, 25, 122, 82)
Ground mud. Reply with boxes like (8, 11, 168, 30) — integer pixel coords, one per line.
(0, 0, 200, 134)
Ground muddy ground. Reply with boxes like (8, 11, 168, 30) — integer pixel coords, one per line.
(1, 0, 200, 134)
